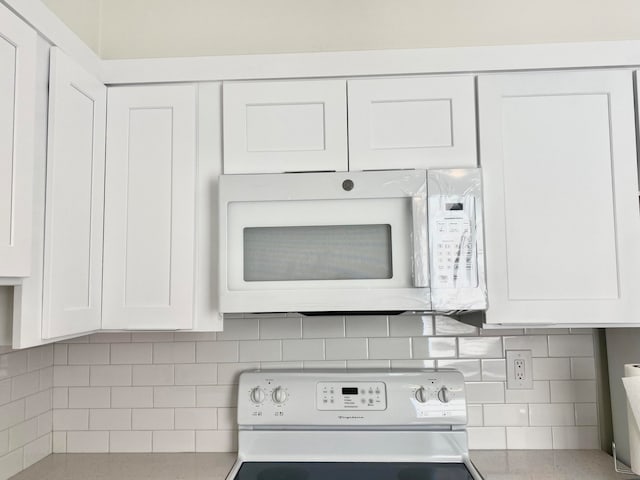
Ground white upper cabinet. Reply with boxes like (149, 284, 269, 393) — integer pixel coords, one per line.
(479, 70, 640, 325)
(102, 84, 196, 330)
(223, 79, 348, 174)
(347, 76, 477, 171)
(0, 5, 38, 277)
(41, 48, 106, 339)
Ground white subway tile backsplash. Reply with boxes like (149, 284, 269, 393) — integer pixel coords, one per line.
(0, 400, 25, 431)
(506, 426, 552, 449)
(548, 335, 594, 357)
(302, 316, 345, 338)
(217, 363, 260, 385)
(111, 387, 153, 408)
(217, 408, 237, 431)
(437, 359, 481, 381)
(23, 433, 51, 468)
(109, 431, 152, 452)
(131, 332, 175, 343)
(483, 404, 528, 426)
(111, 343, 152, 365)
(325, 338, 367, 360)
(174, 332, 217, 342)
(52, 432, 66, 453)
(37, 411, 52, 437)
(424, 337, 457, 358)
(259, 317, 302, 339)
(53, 345, 68, 365)
(505, 381, 550, 404)
(90, 366, 132, 386)
(25, 390, 51, 419)
(153, 342, 195, 364)
(27, 345, 53, 372)
(175, 364, 218, 386)
(67, 344, 110, 365)
(529, 404, 574, 426)
(175, 408, 217, 430)
(0, 379, 9, 406)
(459, 337, 502, 358)
(282, 340, 324, 361)
(466, 382, 504, 404)
(0, 430, 7, 457)
(532, 358, 571, 380)
(66, 431, 109, 452)
(389, 315, 433, 337)
(467, 427, 506, 449)
(368, 338, 411, 360)
(132, 409, 174, 431)
(11, 372, 40, 400)
(239, 340, 282, 362)
(154, 386, 196, 408)
(9, 418, 38, 450)
(551, 426, 599, 449)
(481, 359, 506, 381)
(0, 449, 23, 479)
(153, 430, 195, 452)
(550, 380, 597, 403)
(89, 332, 132, 344)
(503, 336, 548, 357)
(196, 341, 239, 363)
(345, 316, 388, 337)
(434, 317, 478, 336)
(575, 403, 598, 426)
(89, 409, 131, 430)
(260, 361, 304, 370)
(217, 318, 259, 341)
(132, 365, 174, 386)
(197, 386, 237, 408)
(0, 351, 27, 379)
(53, 409, 88, 431)
(68, 387, 110, 409)
(52, 388, 68, 409)
(195, 430, 237, 452)
(54, 366, 89, 387)
(39, 367, 53, 391)
(467, 405, 483, 426)
(570, 358, 596, 380)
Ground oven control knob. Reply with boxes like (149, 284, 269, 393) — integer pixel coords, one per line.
(272, 387, 288, 404)
(437, 387, 451, 404)
(249, 387, 266, 404)
(415, 386, 428, 403)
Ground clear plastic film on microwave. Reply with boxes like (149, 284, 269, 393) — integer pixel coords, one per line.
(427, 169, 487, 312)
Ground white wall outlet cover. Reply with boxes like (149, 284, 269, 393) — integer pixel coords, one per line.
(506, 349, 533, 389)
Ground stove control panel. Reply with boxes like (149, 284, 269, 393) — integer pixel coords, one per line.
(238, 369, 467, 427)
(316, 381, 386, 410)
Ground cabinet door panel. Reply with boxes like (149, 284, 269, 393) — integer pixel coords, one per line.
(479, 70, 640, 324)
(0, 4, 37, 276)
(348, 76, 476, 171)
(223, 79, 347, 174)
(42, 48, 106, 339)
(102, 84, 196, 330)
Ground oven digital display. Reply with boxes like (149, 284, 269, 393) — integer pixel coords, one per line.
(341, 387, 358, 395)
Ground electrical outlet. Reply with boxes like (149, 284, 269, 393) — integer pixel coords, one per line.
(506, 350, 533, 389)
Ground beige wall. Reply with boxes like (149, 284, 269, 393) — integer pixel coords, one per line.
(37, 0, 640, 59)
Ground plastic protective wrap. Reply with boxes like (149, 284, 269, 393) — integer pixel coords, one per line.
(427, 169, 487, 312)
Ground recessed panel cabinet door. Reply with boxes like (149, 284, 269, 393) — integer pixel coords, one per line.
(102, 85, 196, 330)
(479, 70, 640, 325)
(42, 48, 106, 339)
(348, 76, 477, 171)
(0, 4, 37, 277)
(223, 79, 348, 174)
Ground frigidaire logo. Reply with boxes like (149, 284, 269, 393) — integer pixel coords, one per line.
(338, 416, 364, 420)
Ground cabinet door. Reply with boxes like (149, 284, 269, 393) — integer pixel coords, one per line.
(223, 79, 348, 174)
(0, 4, 38, 277)
(348, 76, 477, 171)
(41, 48, 106, 339)
(479, 70, 640, 325)
(102, 84, 196, 330)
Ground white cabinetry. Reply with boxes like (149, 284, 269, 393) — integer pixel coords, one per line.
(479, 70, 640, 325)
(102, 84, 197, 330)
(347, 76, 477, 171)
(41, 48, 106, 339)
(223, 79, 348, 174)
(0, 4, 38, 277)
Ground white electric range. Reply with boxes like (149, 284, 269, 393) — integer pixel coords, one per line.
(225, 369, 484, 480)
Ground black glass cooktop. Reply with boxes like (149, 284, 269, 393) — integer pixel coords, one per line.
(234, 462, 475, 480)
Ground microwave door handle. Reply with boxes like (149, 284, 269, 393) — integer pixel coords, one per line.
(412, 194, 429, 288)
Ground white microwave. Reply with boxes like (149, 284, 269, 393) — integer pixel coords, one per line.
(218, 169, 486, 314)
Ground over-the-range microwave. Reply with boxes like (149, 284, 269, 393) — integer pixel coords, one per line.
(218, 169, 487, 315)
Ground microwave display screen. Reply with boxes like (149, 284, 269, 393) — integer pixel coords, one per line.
(243, 225, 393, 282)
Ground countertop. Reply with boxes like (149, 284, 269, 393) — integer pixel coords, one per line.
(8, 450, 634, 480)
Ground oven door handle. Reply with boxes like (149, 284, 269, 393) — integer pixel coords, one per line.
(412, 193, 429, 288)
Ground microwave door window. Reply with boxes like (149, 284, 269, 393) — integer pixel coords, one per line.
(243, 225, 393, 282)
